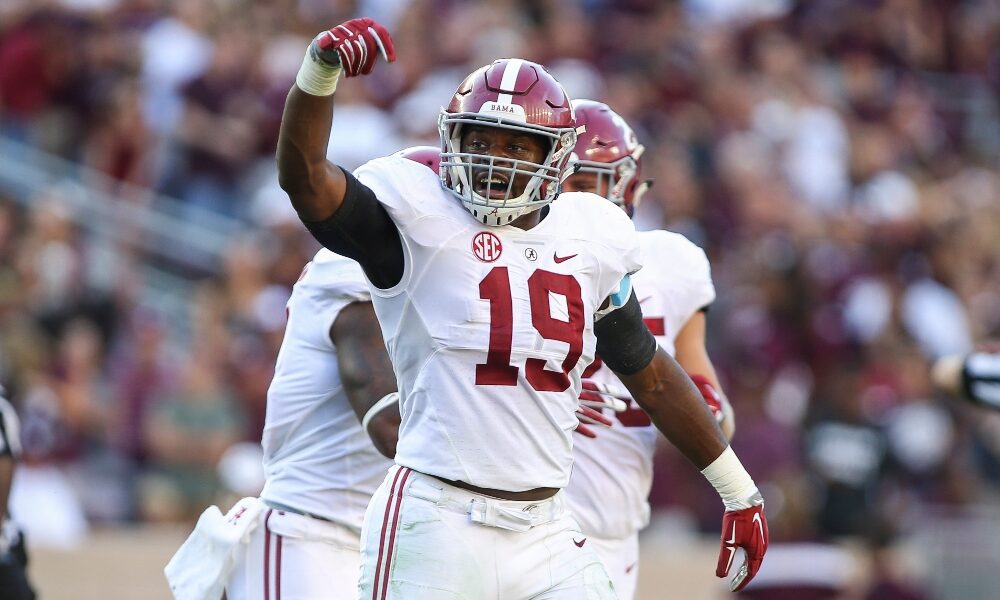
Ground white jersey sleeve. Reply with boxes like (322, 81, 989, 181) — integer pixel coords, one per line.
(633, 230, 715, 351)
(260, 249, 393, 532)
(351, 156, 642, 491)
(566, 230, 716, 540)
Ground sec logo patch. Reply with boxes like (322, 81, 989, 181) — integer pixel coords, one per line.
(472, 231, 502, 262)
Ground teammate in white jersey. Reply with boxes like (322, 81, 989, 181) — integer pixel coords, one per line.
(168, 248, 400, 600)
(562, 100, 736, 598)
(278, 18, 769, 598)
(226, 250, 403, 600)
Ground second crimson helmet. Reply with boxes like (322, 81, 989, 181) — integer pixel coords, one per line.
(439, 59, 578, 226)
(567, 99, 649, 216)
(397, 145, 442, 173)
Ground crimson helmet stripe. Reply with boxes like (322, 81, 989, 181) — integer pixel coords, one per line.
(496, 59, 524, 105)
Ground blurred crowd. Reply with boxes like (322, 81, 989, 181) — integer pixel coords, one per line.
(1, 0, 1000, 596)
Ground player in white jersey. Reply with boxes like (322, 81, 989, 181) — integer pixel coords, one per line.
(561, 100, 737, 599)
(278, 18, 769, 598)
(225, 253, 402, 600)
(167, 248, 401, 600)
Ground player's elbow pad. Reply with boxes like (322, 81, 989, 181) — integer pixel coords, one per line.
(594, 292, 657, 376)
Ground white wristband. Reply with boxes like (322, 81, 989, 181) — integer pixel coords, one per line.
(295, 45, 343, 96)
(701, 446, 759, 511)
(361, 392, 399, 433)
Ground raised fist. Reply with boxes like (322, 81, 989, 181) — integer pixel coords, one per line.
(716, 492, 768, 592)
(313, 18, 396, 77)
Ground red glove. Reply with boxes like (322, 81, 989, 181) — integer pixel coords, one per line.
(689, 373, 724, 422)
(579, 380, 629, 412)
(574, 405, 613, 439)
(717, 493, 768, 592)
(314, 18, 396, 77)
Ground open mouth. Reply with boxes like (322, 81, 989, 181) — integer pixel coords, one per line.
(474, 170, 512, 200)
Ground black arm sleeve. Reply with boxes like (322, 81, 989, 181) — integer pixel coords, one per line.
(594, 291, 658, 376)
(301, 168, 404, 289)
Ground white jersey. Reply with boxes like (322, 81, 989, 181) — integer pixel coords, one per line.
(354, 155, 642, 491)
(260, 249, 392, 532)
(566, 230, 716, 539)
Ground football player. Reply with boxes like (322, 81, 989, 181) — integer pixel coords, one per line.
(277, 18, 768, 598)
(166, 147, 615, 600)
(932, 351, 1000, 411)
(562, 99, 736, 599)
(0, 388, 35, 600)
(167, 248, 399, 599)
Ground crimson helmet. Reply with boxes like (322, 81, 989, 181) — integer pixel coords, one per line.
(567, 99, 649, 216)
(439, 59, 578, 226)
(397, 145, 442, 173)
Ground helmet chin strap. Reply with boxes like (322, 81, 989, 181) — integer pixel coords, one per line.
(462, 199, 540, 227)
(632, 179, 654, 213)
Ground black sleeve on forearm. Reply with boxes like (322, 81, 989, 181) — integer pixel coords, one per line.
(594, 291, 658, 376)
(301, 168, 404, 289)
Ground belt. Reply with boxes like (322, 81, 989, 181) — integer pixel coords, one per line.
(405, 471, 564, 533)
(261, 499, 336, 524)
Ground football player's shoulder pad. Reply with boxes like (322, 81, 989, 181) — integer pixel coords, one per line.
(640, 229, 711, 278)
(352, 154, 444, 221)
(298, 249, 369, 302)
(558, 191, 638, 249)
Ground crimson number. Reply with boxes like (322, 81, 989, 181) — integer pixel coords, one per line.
(476, 267, 585, 392)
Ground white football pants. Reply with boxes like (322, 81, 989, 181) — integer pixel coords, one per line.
(358, 465, 617, 599)
(588, 533, 639, 600)
(227, 506, 362, 599)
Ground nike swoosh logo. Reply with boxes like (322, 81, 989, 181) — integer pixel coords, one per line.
(554, 253, 577, 264)
(625, 562, 637, 574)
(753, 512, 764, 545)
(723, 521, 738, 573)
(573, 537, 587, 547)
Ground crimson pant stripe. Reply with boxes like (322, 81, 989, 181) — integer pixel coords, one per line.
(275, 532, 283, 600)
(378, 467, 412, 600)
(263, 509, 274, 600)
(371, 467, 407, 600)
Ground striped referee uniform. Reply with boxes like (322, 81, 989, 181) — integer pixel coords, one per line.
(963, 353, 1000, 410)
(0, 389, 35, 600)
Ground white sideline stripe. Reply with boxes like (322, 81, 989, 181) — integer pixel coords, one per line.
(497, 59, 524, 105)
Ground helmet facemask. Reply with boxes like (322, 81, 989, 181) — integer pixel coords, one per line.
(439, 113, 577, 226)
(570, 155, 637, 208)
(568, 142, 646, 216)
